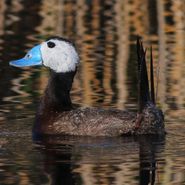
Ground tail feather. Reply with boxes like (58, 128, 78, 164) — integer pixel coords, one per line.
(150, 46, 155, 105)
(155, 52, 160, 104)
(137, 37, 151, 113)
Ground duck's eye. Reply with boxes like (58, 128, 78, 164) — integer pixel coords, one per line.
(47, 41, 56, 48)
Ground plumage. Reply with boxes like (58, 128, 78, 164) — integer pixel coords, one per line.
(10, 36, 165, 137)
(34, 105, 164, 136)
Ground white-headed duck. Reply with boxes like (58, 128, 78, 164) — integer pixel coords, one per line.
(10, 37, 165, 137)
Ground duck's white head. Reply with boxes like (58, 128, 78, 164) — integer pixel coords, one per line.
(10, 37, 79, 73)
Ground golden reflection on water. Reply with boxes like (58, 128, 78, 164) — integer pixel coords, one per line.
(0, 0, 185, 184)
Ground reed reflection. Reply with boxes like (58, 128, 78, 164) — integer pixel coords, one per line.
(0, 0, 42, 119)
(35, 135, 165, 185)
(0, 0, 185, 184)
(0, 0, 184, 116)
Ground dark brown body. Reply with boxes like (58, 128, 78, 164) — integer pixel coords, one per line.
(34, 104, 164, 137)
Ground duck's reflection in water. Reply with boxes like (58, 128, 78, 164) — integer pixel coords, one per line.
(34, 135, 165, 185)
(139, 136, 162, 185)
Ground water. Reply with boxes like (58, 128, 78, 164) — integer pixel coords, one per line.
(0, 0, 185, 184)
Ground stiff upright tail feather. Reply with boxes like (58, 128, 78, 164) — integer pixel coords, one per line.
(136, 37, 155, 113)
(150, 46, 155, 104)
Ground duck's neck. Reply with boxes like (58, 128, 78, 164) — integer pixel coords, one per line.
(40, 70, 76, 113)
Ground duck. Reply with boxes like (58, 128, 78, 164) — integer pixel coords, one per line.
(9, 36, 165, 137)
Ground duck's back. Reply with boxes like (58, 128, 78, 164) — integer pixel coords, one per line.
(56, 108, 136, 136)
(35, 107, 136, 136)
(34, 104, 164, 137)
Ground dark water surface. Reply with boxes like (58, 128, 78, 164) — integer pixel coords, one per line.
(0, 0, 185, 184)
